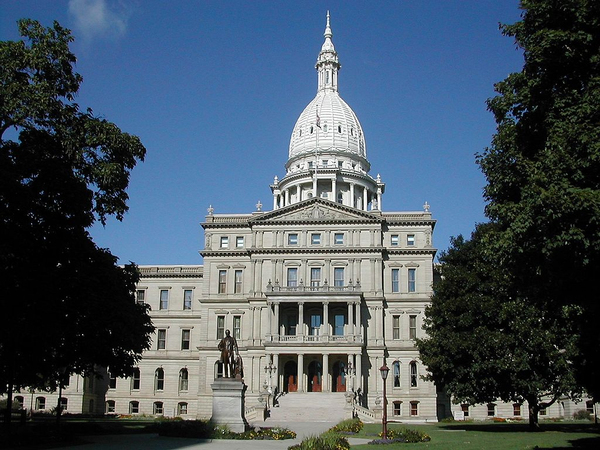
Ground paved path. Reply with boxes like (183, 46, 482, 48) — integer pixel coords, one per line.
(49, 422, 372, 450)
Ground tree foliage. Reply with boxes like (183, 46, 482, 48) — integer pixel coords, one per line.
(478, 0, 600, 399)
(0, 19, 154, 415)
(418, 224, 581, 429)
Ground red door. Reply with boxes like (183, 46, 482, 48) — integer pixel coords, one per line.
(333, 361, 346, 392)
(284, 361, 298, 392)
(308, 361, 322, 392)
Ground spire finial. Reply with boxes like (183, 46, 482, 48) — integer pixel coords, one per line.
(324, 11, 332, 38)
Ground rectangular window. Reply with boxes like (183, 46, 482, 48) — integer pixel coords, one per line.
(311, 233, 321, 245)
(288, 233, 298, 245)
(220, 236, 229, 248)
(487, 403, 496, 417)
(513, 403, 522, 416)
(233, 315, 241, 340)
(136, 289, 146, 305)
(236, 236, 244, 248)
(157, 329, 166, 350)
(334, 267, 344, 287)
(183, 289, 192, 310)
(334, 314, 345, 336)
(287, 267, 298, 287)
(60, 397, 68, 411)
(391, 235, 399, 246)
(217, 315, 225, 340)
(154, 401, 163, 415)
(108, 372, 117, 389)
(132, 369, 140, 390)
(393, 401, 402, 416)
(334, 233, 344, 245)
(393, 315, 400, 339)
(178, 402, 188, 415)
(181, 329, 191, 350)
(409, 315, 417, 340)
(234, 270, 243, 294)
(410, 401, 419, 416)
(287, 315, 297, 336)
(392, 269, 399, 293)
(393, 361, 401, 387)
(130, 401, 139, 414)
(310, 314, 322, 336)
(310, 267, 321, 287)
(407, 234, 415, 246)
(408, 268, 416, 292)
(106, 400, 115, 413)
(160, 289, 169, 310)
(36, 397, 45, 410)
(540, 408, 547, 416)
(218, 270, 227, 294)
(461, 404, 470, 417)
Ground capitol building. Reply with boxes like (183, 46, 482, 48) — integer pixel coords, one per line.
(10, 13, 591, 424)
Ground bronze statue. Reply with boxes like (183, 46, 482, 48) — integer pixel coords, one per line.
(218, 329, 240, 378)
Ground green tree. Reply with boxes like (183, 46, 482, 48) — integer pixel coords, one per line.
(0, 20, 154, 424)
(478, 0, 600, 398)
(418, 224, 581, 430)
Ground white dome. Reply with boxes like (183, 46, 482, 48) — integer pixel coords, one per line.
(288, 90, 367, 161)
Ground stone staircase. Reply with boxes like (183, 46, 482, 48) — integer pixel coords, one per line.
(265, 392, 349, 423)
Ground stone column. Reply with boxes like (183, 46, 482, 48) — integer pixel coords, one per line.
(332, 177, 337, 202)
(298, 302, 305, 337)
(273, 193, 277, 210)
(347, 301, 354, 336)
(298, 184, 303, 202)
(249, 307, 255, 342)
(273, 354, 280, 391)
(377, 187, 382, 211)
(298, 354, 305, 392)
(285, 189, 290, 206)
(363, 187, 368, 210)
(350, 183, 355, 208)
(323, 353, 330, 392)
(355, 301, 362, 340)
(323, 301, 329, 337)
(356, 353, 363, 395)
(274, 302, 280, 340)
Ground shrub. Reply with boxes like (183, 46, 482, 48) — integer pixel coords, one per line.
(373, 427, 431, 444)
(288, 432, 350, 450)
(330, 418, 364, 433)
(573, 409, 592, 421)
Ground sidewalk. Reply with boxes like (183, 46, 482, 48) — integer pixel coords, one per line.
(49, 421, 373, 450)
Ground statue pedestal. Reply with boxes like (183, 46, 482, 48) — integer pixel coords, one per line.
(210, 378, 248, 433)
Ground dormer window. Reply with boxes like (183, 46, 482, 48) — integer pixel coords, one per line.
(338, 125, 342, 133)
(310, 126, 314, 134)
(323, 124, 328, 132)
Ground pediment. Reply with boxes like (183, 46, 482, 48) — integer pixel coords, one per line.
(250, 198, 381, 224)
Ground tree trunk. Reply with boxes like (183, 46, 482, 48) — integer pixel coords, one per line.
(528, 400, 540, 431)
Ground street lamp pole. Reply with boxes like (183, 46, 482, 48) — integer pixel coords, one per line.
(379, 363, 389, 440)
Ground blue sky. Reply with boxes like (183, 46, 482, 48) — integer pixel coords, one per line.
(1, 0, 524, 265)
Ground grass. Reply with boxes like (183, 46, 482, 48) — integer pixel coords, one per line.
(350, 421, 600, 449)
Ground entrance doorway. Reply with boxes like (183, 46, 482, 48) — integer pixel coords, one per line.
(308, 360, 322, 392)
(332, 361, 347, 392)
(284, 361, 298, 392)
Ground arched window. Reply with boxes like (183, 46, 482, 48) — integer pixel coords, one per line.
(129, 401, 139, 414)
(131, 368, 141, 390)
(178, 402, 188, 415)
(179, 368, 189, 391)
(310, 126, 314, 134)
(338, 125, 342, 133)
(153, 401, 164, 415)
(410, 361, 418, 387)
(393, 361, 401, 388)
(155, 368, 165, 391)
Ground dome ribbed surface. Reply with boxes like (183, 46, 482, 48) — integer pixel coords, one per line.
(288, 90, 366, 159)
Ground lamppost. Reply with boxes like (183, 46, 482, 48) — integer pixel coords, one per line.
(379, 363, 389, 440)
(264, 361, 277, 409)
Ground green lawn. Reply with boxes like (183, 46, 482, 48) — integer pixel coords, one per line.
(351, 421, 600, 449)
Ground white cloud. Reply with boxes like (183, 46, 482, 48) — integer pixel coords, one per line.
(68, 0, 130, 43)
